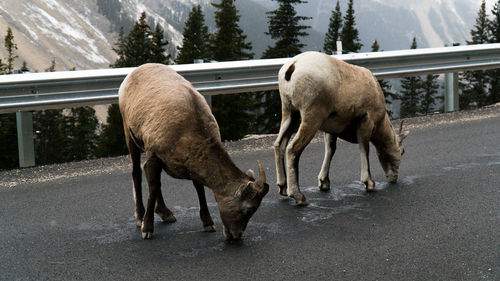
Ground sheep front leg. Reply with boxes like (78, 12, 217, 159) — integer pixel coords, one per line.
(193, 181, 216, 232)
(318, 132, 337, 191)
(357, 115, 375, 191)
(285, 112, 324, 205)
(142, 153, 163, 239)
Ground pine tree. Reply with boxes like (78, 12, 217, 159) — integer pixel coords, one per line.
(399, 38, 423, 118)
(488, 0, 500, 104)
(112, 27, 127, 66)
(95, 104, 128, 157)
(371, 39, 380, 52)
(65, 107, 99, 161)
(262, 0, 311, 59)
(420, 74, 441, 114)
(4, 27, 18, 74)
(33, 109, 68, 165)
(468, 0, 491, 45)
(20, 61, 29, 72)
(340, 0, 363, 53)
(257, 0, 310, 134)
(176, 5, 211, 64)
(0, 58, 6, 74)
(150, 23, 171, 65)
(210, 0, 256, 140)
(111, 12, 153, 68)
(371, 40, 398, 117)
(0, 28, 17, 169)
(211, 0, 253, 61)
(460, 0, 490, 108)
(324, 0, 342, 54)
(0, 113, 18, 169)
(491, 0, 500, 42)
(45, 59, 56, 72)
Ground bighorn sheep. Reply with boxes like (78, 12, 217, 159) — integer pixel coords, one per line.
(119, 64, 269, 240)
(274, 51, 409, 205)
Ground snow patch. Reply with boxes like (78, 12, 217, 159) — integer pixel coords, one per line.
(22, 1, 109, 64)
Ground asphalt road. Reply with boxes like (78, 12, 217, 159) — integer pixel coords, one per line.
(1, 106, 499, 280)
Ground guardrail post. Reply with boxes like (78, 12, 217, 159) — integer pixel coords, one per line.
(443, 43, 460, 112)
(16, 111, 35, 168)
(444, 72, 459, 112)
(336, 41, 343, 55)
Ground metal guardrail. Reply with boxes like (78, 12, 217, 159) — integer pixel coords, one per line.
(1, 43, 500, 114)
(1, 43, 500, 167)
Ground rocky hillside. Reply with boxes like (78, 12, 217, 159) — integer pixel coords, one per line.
(0, 0, 494, 71)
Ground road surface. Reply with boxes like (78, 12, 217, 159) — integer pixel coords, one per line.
(1, 105, 499, 280)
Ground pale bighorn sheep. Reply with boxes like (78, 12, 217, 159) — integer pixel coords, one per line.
(274, 51, 409, 205)
(119, 64, 269, 240)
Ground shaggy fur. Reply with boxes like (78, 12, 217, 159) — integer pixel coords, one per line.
(119, 64, 269, 239)
(274, 52, 409, 205)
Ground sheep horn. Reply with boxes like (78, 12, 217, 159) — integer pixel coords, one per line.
(256, 160, 268, 197)
(399, 120, 404, 134)
(257, 160, 266, 186)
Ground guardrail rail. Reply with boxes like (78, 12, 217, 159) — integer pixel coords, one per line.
(1, 43, 500, 167)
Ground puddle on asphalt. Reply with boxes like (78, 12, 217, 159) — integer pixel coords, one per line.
(295, 182, 376, 223)
(74, 180, 394, 246)
(74, 151, 499, 255)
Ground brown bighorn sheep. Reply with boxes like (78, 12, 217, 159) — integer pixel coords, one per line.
(274, 51, 409, 205)
(119, 64, 269, 240)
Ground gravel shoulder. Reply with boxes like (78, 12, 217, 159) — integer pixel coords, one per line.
(1, 104, 499, 189)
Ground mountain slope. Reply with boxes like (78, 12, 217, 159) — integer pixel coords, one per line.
(0, 0, 116, 71)
(0, 0, 494, 71)
(253, 0, 495, 50)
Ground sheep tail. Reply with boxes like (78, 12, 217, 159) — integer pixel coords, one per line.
(284, 62, 295, 81)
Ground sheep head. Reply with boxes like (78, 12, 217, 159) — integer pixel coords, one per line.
(216, 160, 269, 240)
(378, 120, 410, 183)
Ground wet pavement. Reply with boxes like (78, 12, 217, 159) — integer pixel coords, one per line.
(1, 105, 499, 280)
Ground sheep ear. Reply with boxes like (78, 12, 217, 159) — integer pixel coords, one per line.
(399, 130, 409, 142)
(246, 169, 255, 181)
(238, 182, 255, 200)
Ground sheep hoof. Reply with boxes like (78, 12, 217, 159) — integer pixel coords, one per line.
(363, 179, 376, 192)
(291, 192, 308, 206)
(155, 206, 176, 223)
(278, 184, 288, 196)
(387, 175, 398, 184)
(203, 225, 216, 232)
(135, 219, 143, 227)
(318, 178, 330, 191)
(160, 214, 177, 223)
(142, 232, 153, 239)
(365, 183, 377, 192)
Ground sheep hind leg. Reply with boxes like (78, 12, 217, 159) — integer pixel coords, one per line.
(318, 133, 337, 191)
(274, 109, 299, 196)
(141, 153, 163, 239)
(357, 115, 376, 191)
(193, 180, 215, 232)
(154, 190, 176, 223)
(125, 129, 145, 227)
